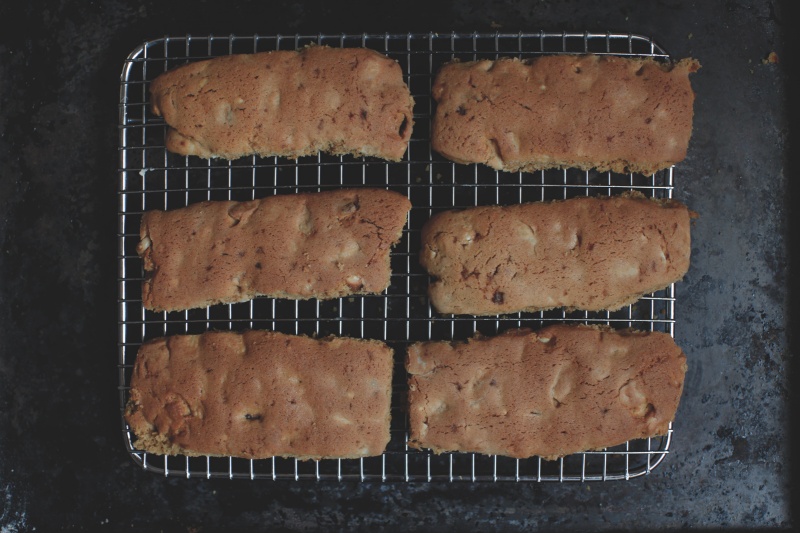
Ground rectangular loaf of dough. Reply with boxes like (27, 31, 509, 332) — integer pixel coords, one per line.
(125, 330, 394, 460)
(407, 325, 687, 460)
(150, 46, 414, 161)
(138, 188, 411, 312)
(432, 54, 700, 174)
(420, 191, 692, 315)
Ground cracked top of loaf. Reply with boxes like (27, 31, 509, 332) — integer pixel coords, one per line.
(139, 188, 411, 312)
(431, 54, 700, 174)
(406, 324, 687, 459)
(420, 191, 693, 316)
(150, 45, 414, 162)
(126, 330, 394, 460)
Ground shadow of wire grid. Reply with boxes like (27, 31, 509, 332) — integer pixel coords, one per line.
(118, 32, 676, 481)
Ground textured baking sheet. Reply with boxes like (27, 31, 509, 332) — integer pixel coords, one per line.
(118, 32, 677, 481)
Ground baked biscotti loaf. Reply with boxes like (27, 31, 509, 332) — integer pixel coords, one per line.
(420, 191, 692, 316)
(407, 325, 687, 459)
(431, 54, 700, 174)
(150, 46, 414, 161)
(139, 188, 411, 312)
(125, 330, 394, 459)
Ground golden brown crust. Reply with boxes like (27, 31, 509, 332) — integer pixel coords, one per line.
(431, 55, 700, 174)
(406, 325, 687, 460)
(420, 192, 692, 315)
(125, 331, 394, 460)
(150, 46, 414, 161)
(139, 188, 411, 312)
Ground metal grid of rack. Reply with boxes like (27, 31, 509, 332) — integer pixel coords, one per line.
(118, 32, 677, 481)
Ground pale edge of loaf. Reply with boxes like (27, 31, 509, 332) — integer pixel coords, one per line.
(125, 331, 394, 460)
(420, 190, 696, 316)
(406, 324, 687, 460)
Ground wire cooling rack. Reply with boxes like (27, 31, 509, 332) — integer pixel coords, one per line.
(118, 32, 678, 481)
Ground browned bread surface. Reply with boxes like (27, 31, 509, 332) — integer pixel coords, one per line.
(150, 46, 414, 161)
(138, 188, 411, 312)
(431, 55, 700, 174)
(407, 325, 687, 459)
(125, 330, 394, 460)
(420, 192, 692, 315)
